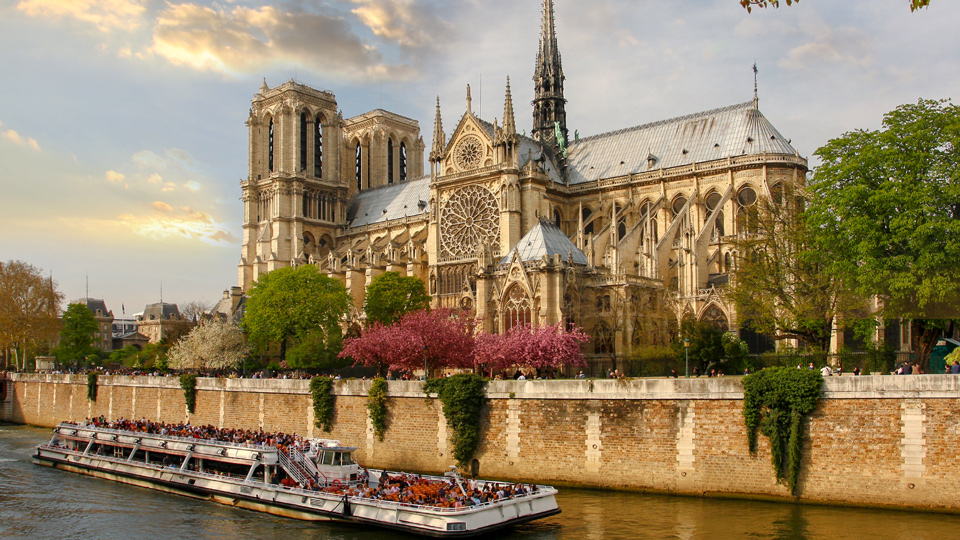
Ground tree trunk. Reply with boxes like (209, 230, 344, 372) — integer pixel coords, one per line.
(915, 322, 942, 373)
(280, 338, 287, 361)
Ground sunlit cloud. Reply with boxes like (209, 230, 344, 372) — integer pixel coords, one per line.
(148, 2, 414, 81)
(114, 207, 238, 245)
(162, 182, 176, 192)
(1, 126, 41, 151)
(351, 0, 443, 49)
(105, 170, 126, 183)
(147, 173, 163, 184)
(17, 0, 146, 33)
(183, 181, 201, 192)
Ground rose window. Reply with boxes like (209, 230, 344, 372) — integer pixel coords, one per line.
(440, 185, 500, 260)
(454, 135, 484, 170)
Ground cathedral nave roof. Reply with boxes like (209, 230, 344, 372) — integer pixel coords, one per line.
(564, 101, 798, 185)
(346, 176, 430, 229)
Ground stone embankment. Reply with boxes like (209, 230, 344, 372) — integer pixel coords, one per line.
(4, 373, 959, 512)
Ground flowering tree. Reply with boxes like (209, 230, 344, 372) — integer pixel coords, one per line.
(168, 318, 250, 372)
(475, 323, 589, 375)
(341, 309, 476, 377)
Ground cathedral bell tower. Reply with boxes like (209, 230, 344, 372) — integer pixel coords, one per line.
(531, 0, 568, 152)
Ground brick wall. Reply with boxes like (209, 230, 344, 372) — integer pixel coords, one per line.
(5, 373, 960, 512)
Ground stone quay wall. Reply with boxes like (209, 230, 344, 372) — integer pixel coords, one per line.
(3, 373, 960, 512)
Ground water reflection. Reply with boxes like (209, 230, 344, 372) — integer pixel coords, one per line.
(2, 425, 958, 540)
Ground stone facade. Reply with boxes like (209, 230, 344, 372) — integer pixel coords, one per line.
(236, 1, 807, 360)
(6, 373, 960, 512)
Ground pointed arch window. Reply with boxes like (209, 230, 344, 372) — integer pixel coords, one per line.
(736, 186, 759, 234)
(615, 203, 626, 240)
(299, 113, 307, 172)
(503, 286, 532, 332)
(400, 142, 407, 182)
(582, 206, 594, 236)
(594, 322, 614, 354)
(268, 118, 275, 173)
(388, 138, 395, 185)
(355, 142, 362, 191)
(314, 115, 323, 178)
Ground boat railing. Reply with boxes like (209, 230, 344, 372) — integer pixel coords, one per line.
(59, 423, 273, 451)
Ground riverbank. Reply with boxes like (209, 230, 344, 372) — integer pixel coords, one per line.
(4, 373, 960, 513)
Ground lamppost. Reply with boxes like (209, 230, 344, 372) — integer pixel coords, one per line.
(423, 344, 429, 380)
(684, 338, 691, 378)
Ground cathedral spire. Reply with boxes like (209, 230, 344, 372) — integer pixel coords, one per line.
(466, 84, 473, 115)
(430, 97, 445, 162)
(503, 76, 517, 137)
(752, 62, 759, 110)
(532, 0, 567, 148)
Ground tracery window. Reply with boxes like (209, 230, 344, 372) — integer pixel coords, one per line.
(736, 186, 759, 234)
(268, 118, 275, 173)
(314, 115, 323, 178)
(299, 113, 307, 172)
(400, 142, 407, 182)
(355, 142, 362, 191)
(582, 206, 594, 235)
(439, 185, 500, 260)
(503, 286, 532, 332)
(594, 322, 614, 354)
(671, 195, 687, 217)
(388, 139, 395, 185)
(705, 191, 724, 238)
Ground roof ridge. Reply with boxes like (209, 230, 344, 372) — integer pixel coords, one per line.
(573, 100, 756, 145)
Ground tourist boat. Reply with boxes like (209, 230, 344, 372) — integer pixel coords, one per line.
(33, 422, 560, 537)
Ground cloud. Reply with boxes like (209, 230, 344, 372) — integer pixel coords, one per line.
(2, 127, 41, 150)
(17, 0, 146, 33)
(351, 0, 446, 49)
(114, 206, 238, 245)
(149, 2, 413, 81)
(105, 170, 126, 183)
(775, 13, 874, 71)
(162, 182, 176, 192)
(183, 181, 201, 192)
(147, 173, 163, 184)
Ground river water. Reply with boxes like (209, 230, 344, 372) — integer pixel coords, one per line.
(2, 424, 957, 540)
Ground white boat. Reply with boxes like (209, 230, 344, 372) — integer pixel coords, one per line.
(33, 422, 561, 537)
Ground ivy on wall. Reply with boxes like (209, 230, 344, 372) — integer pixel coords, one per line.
(742, 367, 823, 495)
(86, 372, 98, 402)
(367, 377, 389, 441)
(424, 374, 487, 471)
(311, 376, 335, 432)
(179, 374, 198, 414)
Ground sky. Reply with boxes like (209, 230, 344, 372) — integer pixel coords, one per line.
(1, 0, 958, 317)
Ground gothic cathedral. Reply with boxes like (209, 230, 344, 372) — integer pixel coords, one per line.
(238, 0, 807, 360)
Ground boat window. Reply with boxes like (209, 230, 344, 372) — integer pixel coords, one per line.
(341, 452, 355, 466)
(321, 451, 336, 466)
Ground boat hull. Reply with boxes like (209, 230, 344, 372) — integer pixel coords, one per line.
(33, 446, 560, 537)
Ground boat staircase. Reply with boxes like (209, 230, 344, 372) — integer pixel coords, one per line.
(278, 448, 330, 487)
(277, 449, 312, 487)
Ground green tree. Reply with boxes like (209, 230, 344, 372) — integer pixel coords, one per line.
(727, 185, 865, 353)
(807, 99, 960, 368)
(242, 265, 351, 361)
(673, 318, 748, 374)
(286, 327, 348, 371)
(56, 303, 100, 368)
(0, 260, 63, 371)
(364, 272, 431, 326)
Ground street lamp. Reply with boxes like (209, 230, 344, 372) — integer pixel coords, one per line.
(423, 344, 429, 380)
(684, 338, 691, 378)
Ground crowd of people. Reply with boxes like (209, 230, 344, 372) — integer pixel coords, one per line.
(328, 472, 539, 509)
(77, 416, 307, 450)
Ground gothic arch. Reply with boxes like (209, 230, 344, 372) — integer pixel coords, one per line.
(501, 284, 532, 332)
(699, 303, 729, 331)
